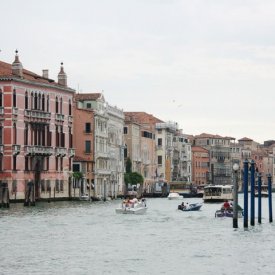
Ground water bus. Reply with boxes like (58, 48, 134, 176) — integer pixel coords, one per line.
(255, 184, 269, 197)
(203, 185, 233, 202)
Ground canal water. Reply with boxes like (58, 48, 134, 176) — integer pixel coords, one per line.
(1, 195, 275, 275)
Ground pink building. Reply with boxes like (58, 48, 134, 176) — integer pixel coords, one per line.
(0, 52, 75, 203)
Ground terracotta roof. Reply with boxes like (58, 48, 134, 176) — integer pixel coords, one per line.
(75, 93, 102, 101)
(124, 112, 163, 124)
(0, 60, 72, 90)
(192, 146, 209, 153)
(195, 133, 234, 140)
(238, 137, 253, 141)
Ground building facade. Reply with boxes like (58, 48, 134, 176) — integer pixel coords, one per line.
(0, 52, 75, 202)
(191, 146, 210, 185)
(73, 106, 95, 198)
(75, 93, 124, 199)
(194, 133, 234, 185)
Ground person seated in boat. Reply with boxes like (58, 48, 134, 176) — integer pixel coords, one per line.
(141, 198, 146, 207)
(222, 200, 230, 211)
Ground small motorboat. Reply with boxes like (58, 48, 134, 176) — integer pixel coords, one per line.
(215, 203, 243, 218)
(115, 198, 147, 214)
(178, 202, 203, 211)
(79, 194, 90, 201)
(215, 209, 243, 218)
(167, 192, 183, 200)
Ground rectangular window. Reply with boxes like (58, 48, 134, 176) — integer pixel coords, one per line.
(85, 140, 91, 153)
(158, 138, 162, 146)
(55, 180, 60, 192)
(86, 103, 92, 109)
(158, 155, 162, 165)
(13, 156, 17, 170)
(60, 180, 64, 192)
(85, 123, 91, 133)
(73, 163, 80, 172)
(41, 180, 45, 192)
(124, 127, 128, 134)
(46, 180, 51, 192)
(25, 157, 29, 171)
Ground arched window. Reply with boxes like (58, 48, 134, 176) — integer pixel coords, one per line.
(69, 99, 72, 116)
(13, 89, 16, 107)
(25, 91, 28, 109)
(31, 92, 34, 109)
(0, 89, 2, 107)
(55, 96, 59, 113)
(60, 97, 63, 114)
(24, 123, 28, 145)
(13, 123, 17, 144)
(47, 95, 49, 112)
(0, 125, 3, 144)
(42, 94, 45, 111)
(34, 92, 38, 110)
(38, 93, 41, 110)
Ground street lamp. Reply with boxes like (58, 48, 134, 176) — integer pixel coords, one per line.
(233, 163, 239, 228)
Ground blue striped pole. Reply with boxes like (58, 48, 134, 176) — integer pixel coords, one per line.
(250, 160, 255, 226)
(243, 159, 249, 228)
(258, 173, 262, 224)
(267, 174, 273, 223)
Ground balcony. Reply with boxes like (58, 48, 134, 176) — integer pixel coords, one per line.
(24, 110, 51, 123)
(0, 144, 4, 154)
(0, 107, 4, 115)
(12, 145, 21, 155)
(68, 115, 73, 123)
(96, 151, 109, 158)
(55, 114, 65, 122)
(12, 107, 18, 115)
(68, 148, 75, 158)
(25, 145, 54, 156)
(55, 147, 67, 157)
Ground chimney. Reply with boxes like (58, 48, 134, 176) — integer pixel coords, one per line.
(58, 62, 67, 87)
(42, 69, 49, 79)
(12, 50, 23, 78)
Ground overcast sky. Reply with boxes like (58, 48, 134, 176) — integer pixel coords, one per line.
(1, 0, 275, 143)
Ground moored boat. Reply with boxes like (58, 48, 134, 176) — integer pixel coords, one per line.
(167, 192, 183, 200)
(255, 184, 268, 197)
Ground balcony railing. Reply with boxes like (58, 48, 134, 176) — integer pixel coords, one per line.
(25, 145, 54, 156)
(55, 147, 67, 157)
(12, 144, 21, 155)
(24, 110, 51, 121)
(0, 144, 4, 154)
(68, 115, 73, 123)
(12, 107, 18, 115)
(68, 148, 75, 158)
(95, 151, 109, 158)
(55, 114, 65, 122)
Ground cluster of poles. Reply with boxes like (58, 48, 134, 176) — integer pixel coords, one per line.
(233, 159, 273, 229)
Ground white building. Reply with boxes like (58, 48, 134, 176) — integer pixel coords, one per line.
(107, 103, 125, 198)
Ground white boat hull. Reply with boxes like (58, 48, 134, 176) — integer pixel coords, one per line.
(115, 207, 147, 214)
(167, 192, 183, 200)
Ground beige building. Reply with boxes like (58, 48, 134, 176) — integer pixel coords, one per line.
(194, 133, 234, 185)
(124, 112, 161, 191)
